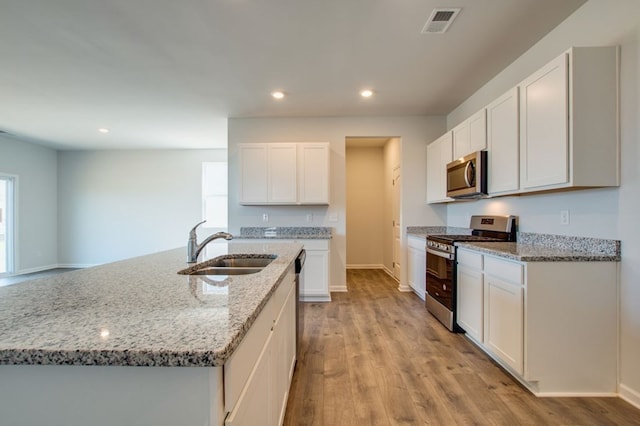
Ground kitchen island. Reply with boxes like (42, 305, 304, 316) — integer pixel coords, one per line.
(0, 241, 303, 425)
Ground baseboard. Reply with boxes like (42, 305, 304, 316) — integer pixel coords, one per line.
(330, 285, 348, 292)
(346, 264, 385, 269)
(56, 263, 95, 269)
(300, 295, 331, 302)
(15, 264, 60, 275)
(619, 384, 640, 409)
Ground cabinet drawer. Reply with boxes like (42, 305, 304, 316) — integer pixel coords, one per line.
(457, 249, 482, 270)
(484, 256, 523, 284)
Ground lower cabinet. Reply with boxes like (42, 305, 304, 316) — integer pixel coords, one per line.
(225, 268, 296, 425)
(301, 240, 330, 301)
(407, 236, 426, 300)
(483, 256, 524, 375)
(455, 247, 618, 395)
(456, 249, 483, 343)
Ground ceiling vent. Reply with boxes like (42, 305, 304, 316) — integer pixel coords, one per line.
(421, 8, 461, 34)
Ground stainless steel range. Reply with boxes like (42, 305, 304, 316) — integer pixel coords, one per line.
(425, 215, 516, 331)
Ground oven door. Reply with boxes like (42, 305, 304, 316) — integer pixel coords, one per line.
(425, 248, 454, 310)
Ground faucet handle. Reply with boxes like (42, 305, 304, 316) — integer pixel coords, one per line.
(189, 220, 207, 237)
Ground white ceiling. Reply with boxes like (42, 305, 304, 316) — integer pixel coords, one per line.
(0, 0, 585, 150)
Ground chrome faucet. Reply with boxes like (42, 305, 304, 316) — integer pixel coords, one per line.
(187, 220, 233, 263)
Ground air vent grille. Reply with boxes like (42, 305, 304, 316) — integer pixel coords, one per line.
(421, 8, 461, 34)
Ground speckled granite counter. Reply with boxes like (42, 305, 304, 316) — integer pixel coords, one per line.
(456, 241, 619, 262)
(407, 226, 620, 262)
(240, 226, 332, 239)
(0, 241, 303, 367)
(406, 225, 470, 240)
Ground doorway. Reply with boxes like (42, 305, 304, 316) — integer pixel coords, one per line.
(0, 175, 15, 276)
(345, 137, 401, 279)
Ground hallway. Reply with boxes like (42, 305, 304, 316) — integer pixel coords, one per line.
(284, 269, 640, 425)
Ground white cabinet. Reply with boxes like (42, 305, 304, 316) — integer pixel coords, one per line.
(239, 142, 330, 205)
(483, 256, 524, 375)
(452, 108, 487, 159)
(426, 132, 453, 204)
(455, 248, 618, 395)
(298, 143, 330, 204)
(300, 239, 330, 302)
(239, 143, 297, 204)
(225, 270, 296, 425)
(456, 248, 484, 343)
(407, 236, 426, 300)
(225, 331, 272, 426)
(519, 47, 619, 192)
(487, 87, 520, 195)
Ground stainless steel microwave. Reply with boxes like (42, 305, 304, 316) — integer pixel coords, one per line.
(446, 151, 487, 199)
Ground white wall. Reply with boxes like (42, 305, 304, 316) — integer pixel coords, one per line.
(346, 146, 385, 267)
(228, 116, 446, 291)
(57, 149, 227, 266)
(0, 135, 58, 273)
(445, 0, 640, 405)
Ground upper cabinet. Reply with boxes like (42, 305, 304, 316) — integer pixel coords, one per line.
(239, 142, 330, 205)
(427, 46, 619, 204)
(297, 143, 330, 204)
(426, 132, 453, 204)
(519, 47, 619, 192)
(452, 108, 487, 159)
(487, 87, 520, 195)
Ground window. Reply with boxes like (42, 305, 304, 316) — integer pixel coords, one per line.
(202, 162, 228, 229)
(0, 175, 15, 276)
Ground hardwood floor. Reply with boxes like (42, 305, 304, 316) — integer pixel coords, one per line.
(284, 269, 640, 425)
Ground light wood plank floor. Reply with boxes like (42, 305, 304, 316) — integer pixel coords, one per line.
(284, 269, 640, 425)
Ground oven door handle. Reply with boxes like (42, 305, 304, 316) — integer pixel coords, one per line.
(426, 248, 454, 261)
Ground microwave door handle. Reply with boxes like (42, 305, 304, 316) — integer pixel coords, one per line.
(464, 161, 475, 187)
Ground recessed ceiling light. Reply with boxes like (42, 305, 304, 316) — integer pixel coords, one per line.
(271, 91, 285, 99)
(360, 89, 374, 98)
(98, 128, 109, 134)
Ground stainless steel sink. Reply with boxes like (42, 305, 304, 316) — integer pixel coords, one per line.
(178, 254, 276, 276)
(186, 267, 264, 275)
(207, 257, 274, 268)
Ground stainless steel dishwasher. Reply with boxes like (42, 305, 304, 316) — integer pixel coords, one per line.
(295, 249, 305, 365)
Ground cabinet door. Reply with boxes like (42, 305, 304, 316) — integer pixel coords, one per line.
(273, 282, 296, 426)
(298, 143, 330, 204)
(487, 87, 519, 194)
(239, 144, 269, 203)
(456, 264, 483, 342)
(484, 274, 524, 375)
(452, 121, 470, 160)
(426, 132, 453, 203)
(407, 246, 426, 300)
(520, 53, 569, 190)
(301, 249, 329, 300)
(268, 144, 297, 203)
(468, 109, 487, 153)
(225, 332, 273, 426)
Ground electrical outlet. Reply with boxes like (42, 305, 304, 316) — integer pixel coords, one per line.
(328, 213, 338, 222)
(560, 210, 570, 225)
(262, 213, 269, 222)
(306, 214, 313, 223)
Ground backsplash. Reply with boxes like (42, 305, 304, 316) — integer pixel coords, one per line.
(239, 227, 332, 239)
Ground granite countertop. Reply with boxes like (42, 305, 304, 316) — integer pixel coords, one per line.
(0, 241, 303, 367)
(239, 227, 332, 239)
(407, 226, 620, 262)
(455, 241, 619, 262)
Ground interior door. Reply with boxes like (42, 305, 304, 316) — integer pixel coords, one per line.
(392, 167, 401, 280)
